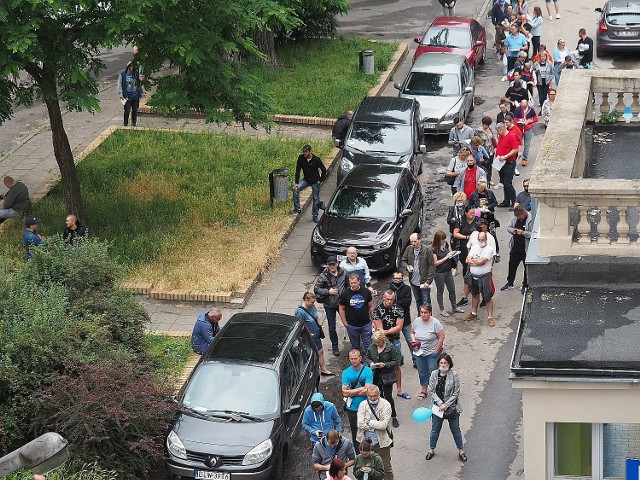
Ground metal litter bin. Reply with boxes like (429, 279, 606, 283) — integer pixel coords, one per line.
(269, 169, 288, 207)
(359, 50, 375, 75)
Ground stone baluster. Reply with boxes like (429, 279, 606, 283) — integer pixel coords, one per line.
(597, 206, 610, 245)
(615, 92, 626, 117)
(617, 206, 630, 244)
(575, 205, 592, 244)
(599, 91, 611, 115)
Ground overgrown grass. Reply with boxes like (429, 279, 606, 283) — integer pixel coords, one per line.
(145, 334, 193, 381)
(247, 37, 399, 117)
(0, 130, 333, 291)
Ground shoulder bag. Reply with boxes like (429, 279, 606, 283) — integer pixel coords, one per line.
(367, 401, 394, 447)
(343, 367, 365, 411)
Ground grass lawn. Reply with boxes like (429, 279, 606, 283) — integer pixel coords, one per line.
(0, 130, 333, 291)
(145, 333, 193, 382)
(245, 37, 399, 117)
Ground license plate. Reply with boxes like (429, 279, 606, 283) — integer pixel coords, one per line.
(424, 123, 436, 129)
(194, 470, 230, 480)
(619, 30, 638, 36)
(336, 255, 346, 262)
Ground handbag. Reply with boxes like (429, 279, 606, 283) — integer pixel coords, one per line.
(367, 401, 394, 447)
(300, 306, 325, 339)
(444, 173, 456, 186)
(443, 403, 458, 419)
(379, 371, 397, 385)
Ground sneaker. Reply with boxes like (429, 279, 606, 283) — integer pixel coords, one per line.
(556, 13, 561, 19)
(441, 310, 450, 317)
(521, 159, 528, 167)
(495, 254, 501, 263)
(494, 183, 504, 190)
(548, 15, 553, 20)
(332, 347, 340, 357)
(312, 217, 319, 223)
(500, 283, 514, 291)
(392, 417, 400, 428)
(464, 312, 478, 321)
(456, 297, 469, 307)
(515, 168, 520, 176)
(497, 201, 512, 208)
(452, 268, 458, 276)
(453, 307, 465, 314)
(501, 76, 507, 82)
(488, 317, 496, 327)
(290, 208, 301, 214)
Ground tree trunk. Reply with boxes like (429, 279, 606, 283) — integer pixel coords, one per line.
(253, 29, 278, 68)
(44, 96, 85, 221)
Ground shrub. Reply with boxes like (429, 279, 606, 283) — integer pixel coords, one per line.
(5, 463, 117, 480)
(34, 359, 175, 479)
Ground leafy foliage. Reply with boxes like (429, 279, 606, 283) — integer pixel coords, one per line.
(277, 0, 351, 41)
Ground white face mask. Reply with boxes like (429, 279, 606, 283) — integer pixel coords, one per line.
(368, 399, 379, 406)
(479, 241, 487, 248)
(439, 366, 450, 373)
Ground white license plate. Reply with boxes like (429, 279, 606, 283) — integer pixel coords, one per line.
(336, 254, 347, 262)
(619, 30, 638, 36)
(424, 123, 437, 129)
(194, 470, 230, 480)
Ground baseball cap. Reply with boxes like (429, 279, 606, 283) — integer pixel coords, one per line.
(302, 144, 311, 152)
(25, 217, 41, 227)
(327, 255, 338, 264)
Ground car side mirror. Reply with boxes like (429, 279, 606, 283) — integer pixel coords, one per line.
(464, 86, 473, 94)
(284, 404, 301, 415)
(401, 208, 413, 217)
(334, 138, 343, 147)
(595, 7, 602, 12)
(318, 201, 325, 210)
(418, 144, 426, 154)
(393, 82, 402, 90)
(475, 40, 484, 47)
(414, 37, 421, 44)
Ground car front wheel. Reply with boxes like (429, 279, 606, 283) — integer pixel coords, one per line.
(270, 450, 284, 480)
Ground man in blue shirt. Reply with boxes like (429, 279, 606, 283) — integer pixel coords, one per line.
(22, 217, 45, 261)
(504, 24, 529, 71)
(191, 308, 223, 355)
(116, 60, 145, 127)
(342, 349, 373, 451)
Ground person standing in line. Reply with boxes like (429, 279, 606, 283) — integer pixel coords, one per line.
(452, 205, 478, 283)
(295, 292, 335, 376)
(577, 28, 593, 67)
(353, 438, 385, 480)
(513, 99, 538, 167)
(312, 430, 356, 479)
(116, 60, 145, 127)
(292, 144, 326, 223)
(365, 330, 401, 428)
(410, 304, 445, 400)
(528, 6, 543, 58)
(541, 88, 556, 126)
(327, 458, 353, 480)
(474, 119, 497, 184)
(425, 353, 467, 463)
(303, 394, 342, 445)
(356, 385, 394, 480)
(191, 308, 222, 355)
(388, 271, 416, 371)
(453, 149, 486, 201)
(495, 123, 520, 208)
(439, 0, 456, 15)
(445, 146, 472, 196)
(514, 178, 532, 211)
(465, 231, 496, 326)
(552, 39, 568, 86)
(314, 255, 347, 357)
(545, 0, 560, 20)
(502, 205, 533, 294)
(342, 349, 373, 452)
(339, 274, 375, 356)
(448, 117, 474, 157)
(431, 230, 465, 318)
(339, 247, 373, 293)
(401, 232, 435, 315)
(533, 52, 554, 110)
(504, 24, 529, 71)
(0, 176, 31, 220)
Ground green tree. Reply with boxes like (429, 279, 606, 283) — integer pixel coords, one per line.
(0, 0, 294, 220)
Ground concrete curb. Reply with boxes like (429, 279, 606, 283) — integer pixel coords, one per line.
(137, 42, 409, 125)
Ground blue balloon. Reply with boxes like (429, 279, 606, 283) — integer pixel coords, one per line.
(412, 407, 433, 423)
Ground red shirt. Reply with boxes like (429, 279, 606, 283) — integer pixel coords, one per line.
(464, 167, 477, 199)
(496, 132, 519, 162)
(507, 125, 523, 145)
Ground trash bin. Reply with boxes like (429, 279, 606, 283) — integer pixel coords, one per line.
(269, 169, 288, 207)
(359, 50, 375, 75)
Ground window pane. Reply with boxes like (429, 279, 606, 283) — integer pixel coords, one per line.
(554, 423, 592, 476)
(603, 423, 640, 479)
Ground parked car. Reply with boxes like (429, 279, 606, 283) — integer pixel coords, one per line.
(165, 312, 320, 480)
(395, 52, 475, 134)
(595, 0, 640, 58)
(311, 164, 423, 272)
(413, 16, 486, 68)
(336, 96, 426, 184)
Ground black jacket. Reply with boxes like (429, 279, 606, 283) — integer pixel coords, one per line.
(389, 280, 412, 324)
(332, 115, 351, 141)
(314, 267, 347, 309)
(294, 154, 326, 185)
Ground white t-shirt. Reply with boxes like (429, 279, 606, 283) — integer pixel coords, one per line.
(447, 156, 467, 173)
(468, 243, 495, 276)
(468, 231, 496, 255)
(411, 317, 444, 356)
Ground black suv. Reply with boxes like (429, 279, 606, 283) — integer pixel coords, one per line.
(165, 313, 320, 480)
(311, 164, 424, 272)
(336, 96, 426, 184)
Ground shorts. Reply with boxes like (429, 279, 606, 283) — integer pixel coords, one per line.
(545, 0, 558, 3)
(389, 338, 404, 366)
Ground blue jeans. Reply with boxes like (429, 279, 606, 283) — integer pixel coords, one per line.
(293, 179, 320, 219)
(346, 323, 372, 356)
(401, 323, 416, 366)
(324, 306, 339, 350)
(410, 283, 431, 315)
(430, 410, 464, 450)
(522, 129, 533, 160)
(0, 208, 17, 219)
(415, 352, 439, 387)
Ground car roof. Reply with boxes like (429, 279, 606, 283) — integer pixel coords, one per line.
(429, 16, 475, 28)
(340, 164, 409, 188)
(606, 0, 640, 12)
(205, 312, 300, 364)
(411, 52, 467, 72)
(353, 96, 416, 125)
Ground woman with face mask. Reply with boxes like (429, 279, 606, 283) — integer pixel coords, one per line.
(431, 231, 465, 318)
(425, 353, 466, 463)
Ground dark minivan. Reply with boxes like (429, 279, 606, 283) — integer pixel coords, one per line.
(166, 312, 320, 480)
(336, 96, 427, 184)
(311, 164, 423, 272)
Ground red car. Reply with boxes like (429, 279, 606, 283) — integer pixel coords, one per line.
(413, 16, 487, 68)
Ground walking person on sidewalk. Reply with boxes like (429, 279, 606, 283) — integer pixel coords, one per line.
(401, 232, 435, 315)
(292, 144, 326, 223)
(502, 205, 533, 294)
(314, 255, 347, 356)
(117, 60, 145, 127)
(465, 231, 496, 326)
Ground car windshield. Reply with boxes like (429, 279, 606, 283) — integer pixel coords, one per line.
(607, 12, 640, 26)
(422, 27, 471, 48)
(328, 186, 395, 218)
(182, 363, 279, 417)
(348, 123, 411, 152)
(403, 72, 460, 96)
